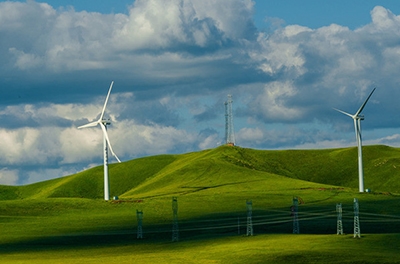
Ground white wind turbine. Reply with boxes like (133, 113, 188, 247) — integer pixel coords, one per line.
(78, 81, 121, 201)
(334, 88, 376, 193)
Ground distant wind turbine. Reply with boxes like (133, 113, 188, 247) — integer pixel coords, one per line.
(78, 81, 121, 201)
(334, 88, 376, 193)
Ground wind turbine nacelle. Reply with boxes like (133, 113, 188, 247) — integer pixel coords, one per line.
(358, 115, 364, 120)
(101, 119, 111, 125)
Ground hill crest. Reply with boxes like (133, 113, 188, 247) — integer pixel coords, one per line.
(1, 145, 400, 200)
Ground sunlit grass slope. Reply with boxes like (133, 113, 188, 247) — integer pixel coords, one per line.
(2, 145, 400, 263)
(2, 145, 400, 200)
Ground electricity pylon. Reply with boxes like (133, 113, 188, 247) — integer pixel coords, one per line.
(336, 203, 343, 235)
(354, 198, 361, 238)
(292, 197, 300, 234)
(136, 210, 143, 239)
(172, 197, 179, 242)
(246, 200, 253, 236)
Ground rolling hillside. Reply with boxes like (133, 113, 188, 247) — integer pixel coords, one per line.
(2, 145, 400, 264)
(2, 144, 400, 200)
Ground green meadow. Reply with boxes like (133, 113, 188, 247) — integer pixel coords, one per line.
(1, 145, 400, 263)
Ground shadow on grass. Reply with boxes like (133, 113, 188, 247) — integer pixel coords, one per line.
(2, 200, 400, 254)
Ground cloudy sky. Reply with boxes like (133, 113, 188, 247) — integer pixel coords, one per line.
(2, 0, 400, 185)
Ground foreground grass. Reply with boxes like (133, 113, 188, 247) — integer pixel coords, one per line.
(2, 233, 400, 264)
(2, 190, 400, 263)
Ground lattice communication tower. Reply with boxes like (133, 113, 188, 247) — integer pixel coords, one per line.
(224, 94, 235, 146)
(353, 198, 361, 238)
(136, 210, 143, 239)
(336, 203, 343, 235)
(246, 200, 253, 236)
(172, 197, 179, 242)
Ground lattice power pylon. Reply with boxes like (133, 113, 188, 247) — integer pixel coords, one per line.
(238, 217, 240, 235)
(224, 94, 235, 146)
(246, 200, 253, 236)
(336, 203, 343, 235)
(353, 198, 361, 238)
(292, 197, 300, 234)
(136, 210, 143, 239)
(172, 197, 179, 242)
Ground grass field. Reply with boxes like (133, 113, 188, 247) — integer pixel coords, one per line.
(1, 145, 400, 263)
(3, 233, 400, 264)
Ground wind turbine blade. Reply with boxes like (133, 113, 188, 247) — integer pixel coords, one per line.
(333, 108, 354, 118)
(78, 121, 99, 129)
(99, 81, 114, 121)
(100, 123, 121, 163)
(355, 87, 376, 116)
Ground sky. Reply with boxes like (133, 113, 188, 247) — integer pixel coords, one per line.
(2, 0, 400, 185)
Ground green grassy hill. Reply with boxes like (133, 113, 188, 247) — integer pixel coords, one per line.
(2, 145, 400, 263)
(3, 145, 400, 200)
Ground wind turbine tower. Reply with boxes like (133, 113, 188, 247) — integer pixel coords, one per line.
(334, 88, 375, 193)
(224, 94, 235, 146)
(78, 81, 121, 201)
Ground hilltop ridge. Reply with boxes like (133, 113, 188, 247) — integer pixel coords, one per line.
(1, 145, 400, 200)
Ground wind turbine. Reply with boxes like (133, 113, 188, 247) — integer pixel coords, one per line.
(78, 81, 121, 201)
(334, 88, 376, 193)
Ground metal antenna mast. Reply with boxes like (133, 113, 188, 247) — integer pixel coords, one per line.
(354, 198, 361, 238)
(136, 210, 143, 239)
(224, 94, 235, 146)
(292, 197, 300, 234)
(246, 200, 253, 236)
(336, 203, 343, 235)
(172, 197, 179, 242)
